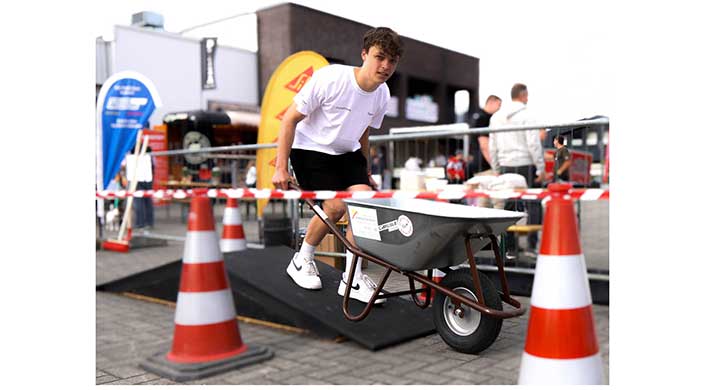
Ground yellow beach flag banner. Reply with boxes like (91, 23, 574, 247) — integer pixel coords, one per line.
(256, 51, 329, 217)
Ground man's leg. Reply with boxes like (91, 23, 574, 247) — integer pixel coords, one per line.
(286, 198, 346, 290)
(301, 198, 347, 247)
(336, 184, 386, 304)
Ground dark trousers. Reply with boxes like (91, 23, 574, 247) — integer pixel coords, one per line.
(134, 181, 154, 228)
(499, 165, 543, 251)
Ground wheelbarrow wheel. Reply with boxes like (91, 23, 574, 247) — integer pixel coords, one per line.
(432, 269, 503, 354)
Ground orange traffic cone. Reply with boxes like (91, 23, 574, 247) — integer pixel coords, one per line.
(517, 183, 604, 384)
(141, 189, 272, 382)
(221, 197, 247, 252)
(419, 269, 445, 303)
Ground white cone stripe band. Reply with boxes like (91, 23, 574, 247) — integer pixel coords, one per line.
(530, 254, 592, 309)
(174, 290, 236, 325)
(223, 208, 242, 224)
(183, 231, 223, 264)
(518, 352, 604, 385)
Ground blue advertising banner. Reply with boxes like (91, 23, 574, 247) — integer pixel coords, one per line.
(96, 71, 161, 190)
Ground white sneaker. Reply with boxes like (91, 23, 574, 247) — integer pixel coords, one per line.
(338, 274, 386, 304)
(286, 253, 322, 290)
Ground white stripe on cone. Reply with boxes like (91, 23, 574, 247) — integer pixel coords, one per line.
(530, 254, 592, 309)
(223, 207, 242, 225)
(519, 251, 604, 383)
(174, 289, 236, 325)
(183, 231, 222, 264)
(221, 202, 247, 252)
(221, 238, 247, 252)
(518, 352, 604, 384)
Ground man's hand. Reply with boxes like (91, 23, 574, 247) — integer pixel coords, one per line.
(536, 170, 546, 184)
(272, 168, 293, 190)
(368, 173, 379, 190)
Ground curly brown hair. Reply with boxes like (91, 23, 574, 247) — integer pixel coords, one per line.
(362, 27, 404, 59)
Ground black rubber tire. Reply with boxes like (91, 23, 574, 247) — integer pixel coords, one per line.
(432, 269, 503, 354)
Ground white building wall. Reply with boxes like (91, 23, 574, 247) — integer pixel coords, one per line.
(95, 37, 112, 83)
(109, 25, 258, 126)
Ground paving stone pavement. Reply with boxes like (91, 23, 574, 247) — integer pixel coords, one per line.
(96, 199, 609, 385)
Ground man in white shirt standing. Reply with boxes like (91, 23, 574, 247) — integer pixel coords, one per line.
(489, 83, 545, 186)
(489, 83, 545, 255)
(272, 27, 403, 304)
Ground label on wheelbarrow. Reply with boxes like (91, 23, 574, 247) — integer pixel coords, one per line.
(377, 215, 414, 237)
(348, 206, 381, 241)
(397, 215, 414, 237)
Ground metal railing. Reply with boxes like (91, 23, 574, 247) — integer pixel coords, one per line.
(99, 118, 609, 273)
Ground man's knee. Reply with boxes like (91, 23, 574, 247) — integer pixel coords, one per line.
(323, 200, 346, 220)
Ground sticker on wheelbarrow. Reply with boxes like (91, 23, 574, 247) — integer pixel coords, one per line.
(378, 215, 413, 237)
(348, 206, 381, 241)
(397, 215, 413, 237)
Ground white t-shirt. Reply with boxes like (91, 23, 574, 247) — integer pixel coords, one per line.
(292, 64, 390, 155)
(488, 100, 545, 173)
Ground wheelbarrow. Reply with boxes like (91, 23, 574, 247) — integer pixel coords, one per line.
(290, 184, 527, 354)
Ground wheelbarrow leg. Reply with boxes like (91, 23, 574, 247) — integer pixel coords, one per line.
(489, 235, 522, 308)
(489, 235, 511, 299)
(463, 236, 485, 306)
(408, 269, 432, 308)
(341, 253, 392, 321)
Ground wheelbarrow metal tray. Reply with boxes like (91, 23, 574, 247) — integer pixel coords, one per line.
(343, 198, 524, 271)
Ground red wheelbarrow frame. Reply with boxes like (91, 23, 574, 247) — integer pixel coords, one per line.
(290, 183, 526, 322)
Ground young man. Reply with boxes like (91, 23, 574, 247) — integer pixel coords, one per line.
(552, 135, 571, 182)
(272, 27, 404, 304)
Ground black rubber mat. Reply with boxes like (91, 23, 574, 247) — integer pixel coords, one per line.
(97, 246, 437, 351)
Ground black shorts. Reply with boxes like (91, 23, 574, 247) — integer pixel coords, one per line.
(290, 148, 369, 191)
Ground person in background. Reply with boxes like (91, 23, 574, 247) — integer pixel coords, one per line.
(553, 135, 571, 182)
(446, 149, 466, 184)
(489, 83, 545, 256)
(468, 95, 502, 176)
(369, 145, 386, 189)
(126, 146, 155, 232)
(245, 160, 257, 188)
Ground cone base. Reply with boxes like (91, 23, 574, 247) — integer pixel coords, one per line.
(518, 351, 604, 385)
(140, 343, 274, 382)
(102, 240, 130, 253)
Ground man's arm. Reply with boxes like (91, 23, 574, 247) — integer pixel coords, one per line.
(272, 104, 306, 189)
(489, 134, 500, 173)
(359, 127, 379, 188)
(557, 150, 572, 176)
(478, 135, 491, 166)
(526, 129, 546, 183)
(359, 127, 372, 173)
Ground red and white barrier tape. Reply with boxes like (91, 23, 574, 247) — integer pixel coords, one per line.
(96, 188, 609, 201)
